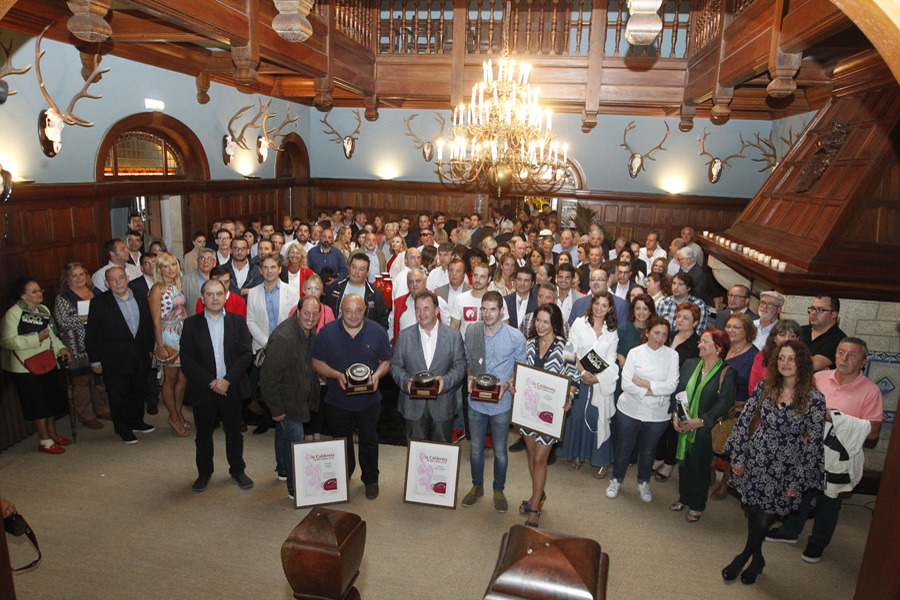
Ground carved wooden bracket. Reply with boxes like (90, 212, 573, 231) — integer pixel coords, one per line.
(66, 0, 111, 43)
(79, 49, 102, 82)
(581, 108, 598, 133)
(364, 94, 379, 121)
(196, 72, 210, 104)
(314, 77, 333, 112)
(679, 103, 696, 132)
(767, 48, 802, 98)
(710, 84, 733, 121)
(231, 45, 258, 85)
(272, 0, 314, 42)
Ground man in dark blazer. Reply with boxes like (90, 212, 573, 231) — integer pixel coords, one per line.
(86, 266, 155, 444)
(180, 278, 254, 493)
(128, 252, 159, 415)
(502, 267, 537, 330)
(390, 291, 467, 443)
(716, 284, 758, 327)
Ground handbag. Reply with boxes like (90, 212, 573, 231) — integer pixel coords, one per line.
(157, 344, 179, 364)
(706, 366, 736, 454)
(4, 512, 42, 571)
(14, 349, 58, 375)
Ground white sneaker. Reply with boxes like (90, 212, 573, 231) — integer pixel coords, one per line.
(637, 481, 652, 502)
(606, 479, 621, 499)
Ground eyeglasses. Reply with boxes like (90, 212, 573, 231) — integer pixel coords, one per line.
(199, 256, 216, 262)
(759, 300, 781, 309)
(727, 294, 749, 299)
(807, 307, 835, 314)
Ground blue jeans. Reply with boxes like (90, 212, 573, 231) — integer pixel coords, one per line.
(468, 408, 510, 491)
(778, 489, 843, 549)
(275, 420, 305, 496)
(612, 412, 669, 484)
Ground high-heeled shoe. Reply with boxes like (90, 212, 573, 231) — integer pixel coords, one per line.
(519, 492, 546, 515)
(741, 557, 765, 585)
(168, 417, 190, 437)
(721, 554, 749, 582)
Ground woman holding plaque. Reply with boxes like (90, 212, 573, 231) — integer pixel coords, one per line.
(669, 328, 737, 522)
(1, 277, 72, 454)
(721, 341, 825, 584)
(560, 292, 619, 478)
(519, 303, 578, 528)
(606, 316, 679, 503)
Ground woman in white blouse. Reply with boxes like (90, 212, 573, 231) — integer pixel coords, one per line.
(606, 315, 679, 503)
(557, 292, 620, 479)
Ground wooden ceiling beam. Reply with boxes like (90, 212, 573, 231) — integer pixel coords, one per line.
(105, 11, 209, 44)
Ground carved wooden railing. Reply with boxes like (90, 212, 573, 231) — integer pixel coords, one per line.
(335, 0, 377, 49)
(377, 0, 691, 59)
(732, 0, 758, 16)
(691, 0, 723, 53)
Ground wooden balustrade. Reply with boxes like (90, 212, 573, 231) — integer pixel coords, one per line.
(377, 0, 689, 59)
(335, 0, 376, 49)
(691, 0, 722, 53)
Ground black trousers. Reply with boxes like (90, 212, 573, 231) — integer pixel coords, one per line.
(194, 395, 245, 477)
(326, 402, 381, 485)
(103, 370, 147, 437)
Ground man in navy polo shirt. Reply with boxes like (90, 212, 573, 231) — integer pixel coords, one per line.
(312, 294, 391, 500)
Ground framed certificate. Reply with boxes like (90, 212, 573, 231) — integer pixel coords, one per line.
(292, 439, 349, 509)
(403, 439, 462, 509)
(510, 361, 570, 441)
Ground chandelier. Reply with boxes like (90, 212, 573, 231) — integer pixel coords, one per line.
(434, 8, 568, 195)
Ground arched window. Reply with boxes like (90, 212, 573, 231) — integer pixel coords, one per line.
(103, 131, 184, 177)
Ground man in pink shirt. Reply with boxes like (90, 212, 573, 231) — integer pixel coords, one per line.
(766, 337, 882, 563)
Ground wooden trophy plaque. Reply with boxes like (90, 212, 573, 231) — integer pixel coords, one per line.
(472, 384, 501, 402)
(410, 380, 440, 400)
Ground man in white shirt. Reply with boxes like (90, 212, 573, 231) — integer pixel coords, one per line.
(638, 230, 667, 272)
(227, 238, 252, 292)
(426, 244, 455, 291)
(390, 291, 467, 443)
(125, 230, 143, 267)
(667, 239, 685, 276)
(434, 258, 471, 323)
(380, 221, 399, 257)
(392, 247, 422, 302)
(556, 263, 584, 323)
(215, 229, 233, 266)
(295, 222, 312, 252)
(450, 263, 491, 338)
(512, 236, 529, 267)
(93, 238, 141, 291)
(753, 291, 785, 349)
(416, 227, 439, 251)
(308, 223, 323, 252)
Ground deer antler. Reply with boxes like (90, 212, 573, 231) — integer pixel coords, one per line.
(720, 131, 751, 167)
(260, 102, 298, 151)
(227, 104, 254, 147)
(697, 128, 714, 161)
(781, 125, 801, 148)
(621, 121, 637, 154)
(237, 100, 265, 150)
(747, 133, 778, 172)
(348, 109, 362, 140)
(643, 122, 670, 161)
(430, 112, 445, 144)
(35, 24, 108, 127)
(0, 37, 31, 96)
(403, 114, 426, 149)
(320, 111, 344, 143)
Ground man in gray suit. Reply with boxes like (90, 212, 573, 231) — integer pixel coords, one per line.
(390, 291, 467, 443)
(182, 248, 216, 316)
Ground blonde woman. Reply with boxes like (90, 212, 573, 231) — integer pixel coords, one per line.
(149, 252, 190, 437)
(334, 225, 355, 263)
(281, 242, 313, 292)
(388, 235, 408, 281)
(490, 254, 517, 296)
(481, 236, 498, 267)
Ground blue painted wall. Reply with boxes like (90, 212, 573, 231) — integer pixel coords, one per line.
(0, 27, 814, 199)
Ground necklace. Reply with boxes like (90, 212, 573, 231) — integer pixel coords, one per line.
(728, 343, 747, 358)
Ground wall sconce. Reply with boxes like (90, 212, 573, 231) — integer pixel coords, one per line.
(661, 177, 685, 195)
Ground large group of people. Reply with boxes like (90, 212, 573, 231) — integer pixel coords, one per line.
(0, 206, 883, 584)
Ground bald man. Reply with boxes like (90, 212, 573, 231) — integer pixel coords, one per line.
(312, 294, 392, 500)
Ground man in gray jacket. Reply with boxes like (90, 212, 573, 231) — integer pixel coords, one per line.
(260, 296, 321, 499)
(390, 291, 467, 442)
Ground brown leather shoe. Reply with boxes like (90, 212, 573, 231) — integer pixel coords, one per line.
(83, 419, 104, 429)
(97, 412, 113, 421)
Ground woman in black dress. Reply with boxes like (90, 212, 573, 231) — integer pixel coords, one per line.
(722, 340, 826, 585)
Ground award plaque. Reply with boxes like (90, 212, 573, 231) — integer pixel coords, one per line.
(471, 373, 502, 402)
(346, 363, 376, 395)
(410, 370, 440, 400)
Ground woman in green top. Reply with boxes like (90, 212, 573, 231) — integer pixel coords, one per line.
(669, 328, 737, 522)
(616, 294, 655, 368)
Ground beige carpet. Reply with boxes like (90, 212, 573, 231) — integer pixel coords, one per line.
(0, 413, 871, 599)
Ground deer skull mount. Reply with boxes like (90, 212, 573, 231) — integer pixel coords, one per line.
(621, 121, 669, 178)
(0, 37, 32, 104)
(320, 109, 362, 159)
(697, 129, 751, 184)
(222, 104, 254, 166)
(35, 25, 109, 157)
(403, 112, 445, 162)
(747, 127, 802, 173)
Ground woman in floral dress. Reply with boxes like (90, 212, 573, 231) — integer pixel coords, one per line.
(149, 252, 190, 437)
